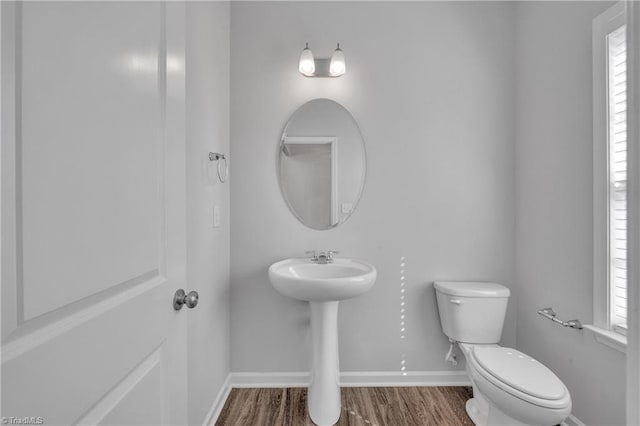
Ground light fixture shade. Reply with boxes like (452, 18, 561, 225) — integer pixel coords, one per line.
(329, 43, 346, 76)
(299, 43, 315, 76)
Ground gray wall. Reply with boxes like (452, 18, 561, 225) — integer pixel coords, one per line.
(186, 2, 230, 424)
(514, 2, 626, 425)
(230, 1, 517, 374)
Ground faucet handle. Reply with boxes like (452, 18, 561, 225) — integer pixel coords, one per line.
(305, 250, 319, 261)
(327, 250, 339, 260)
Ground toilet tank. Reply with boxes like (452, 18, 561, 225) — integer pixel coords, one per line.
(434, 281, 510, 344)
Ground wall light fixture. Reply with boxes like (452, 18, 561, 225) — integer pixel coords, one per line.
(298, 43, 346, 78)
(298, 43, 315, 76)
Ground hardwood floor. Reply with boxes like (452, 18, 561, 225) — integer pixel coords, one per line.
(216, 386, 474, 426)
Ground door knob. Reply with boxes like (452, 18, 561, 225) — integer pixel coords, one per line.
(173, 289, 199, 310)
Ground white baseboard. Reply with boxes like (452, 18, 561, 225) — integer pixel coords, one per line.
(203, 373, 232, 426)
(564, 413, 586, 426)
(230, 371, 310, 388)
(340, 370, 471, 387)
(229, 370, 471, 388)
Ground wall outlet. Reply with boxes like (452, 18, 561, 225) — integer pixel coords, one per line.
(213, 205, 221, 228)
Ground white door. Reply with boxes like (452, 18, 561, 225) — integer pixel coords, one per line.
(1, 2, 188, 425)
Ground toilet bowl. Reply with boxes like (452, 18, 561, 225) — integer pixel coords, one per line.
(434, 281, 572, 426)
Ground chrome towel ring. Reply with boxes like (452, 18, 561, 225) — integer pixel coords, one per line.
(208, 152, 228, 183)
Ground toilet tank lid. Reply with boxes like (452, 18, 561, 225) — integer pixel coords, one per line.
(434, 281, 510, 298)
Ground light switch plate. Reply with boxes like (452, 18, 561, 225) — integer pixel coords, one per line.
(213, 205, 221, 228)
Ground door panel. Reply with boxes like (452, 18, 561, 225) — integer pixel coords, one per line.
(21, 1, 162, 320)
(1, 2, 187, 424)
(78, 347, 166, 426)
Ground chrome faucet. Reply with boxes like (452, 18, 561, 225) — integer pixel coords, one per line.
(306, 250, 339, 264)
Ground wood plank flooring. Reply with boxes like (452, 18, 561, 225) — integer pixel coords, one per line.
(216, 387, 474, 426)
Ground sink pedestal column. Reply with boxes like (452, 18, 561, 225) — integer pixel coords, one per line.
(308, 301, 341, 426)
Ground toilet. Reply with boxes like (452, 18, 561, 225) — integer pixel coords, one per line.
(434, 281, 572, 426)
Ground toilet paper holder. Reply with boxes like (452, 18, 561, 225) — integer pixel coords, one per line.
(537, 307, 583, 330)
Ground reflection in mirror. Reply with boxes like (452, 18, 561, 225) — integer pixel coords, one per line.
(279, 99, 366, 230)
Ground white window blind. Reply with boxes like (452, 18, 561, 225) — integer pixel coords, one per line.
(608, 25, 628, 330)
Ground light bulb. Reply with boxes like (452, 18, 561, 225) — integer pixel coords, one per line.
(298, 43, 315, 76)
(329, 43, 346, 76)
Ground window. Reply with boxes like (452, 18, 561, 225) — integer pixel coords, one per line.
(593, 3, 628, 337)
(607, 24, 628, 333)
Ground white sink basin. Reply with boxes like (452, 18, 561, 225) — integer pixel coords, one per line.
(268, 257, 376, 426)
(268, 258, 376, 302)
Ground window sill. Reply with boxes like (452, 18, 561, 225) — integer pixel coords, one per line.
(583, 324, 627, 353)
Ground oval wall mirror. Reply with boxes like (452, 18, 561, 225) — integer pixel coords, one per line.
(279, 98, 366, 230)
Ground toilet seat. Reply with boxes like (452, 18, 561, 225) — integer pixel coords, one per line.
(467, 346, 571, 410)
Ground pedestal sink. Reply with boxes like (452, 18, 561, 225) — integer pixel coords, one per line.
(268, 258, 377, 426)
